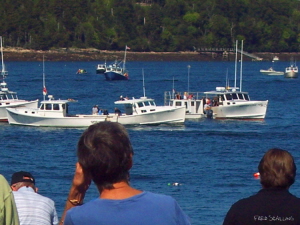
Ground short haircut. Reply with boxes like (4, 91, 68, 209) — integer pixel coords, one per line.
(77, 122, 133, 191)
(258, 148, 296, 188)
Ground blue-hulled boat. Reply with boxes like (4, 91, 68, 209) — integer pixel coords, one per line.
(104, 46, 129, 81)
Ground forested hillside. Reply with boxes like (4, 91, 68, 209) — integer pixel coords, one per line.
(1, 0, 299, 52)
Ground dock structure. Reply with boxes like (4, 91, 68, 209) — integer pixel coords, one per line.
(194, 47, 263, 61)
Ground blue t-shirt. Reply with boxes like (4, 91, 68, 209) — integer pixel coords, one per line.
(64, 191, 191, 225)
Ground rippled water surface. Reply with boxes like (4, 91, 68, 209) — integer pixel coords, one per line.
(1, 60, 300, 225)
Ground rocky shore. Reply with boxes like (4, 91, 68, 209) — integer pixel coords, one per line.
(2, 47, 300, 62)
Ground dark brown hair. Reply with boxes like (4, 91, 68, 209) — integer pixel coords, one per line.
(258, 148, 296, 188)
(77, 122, 133, 191)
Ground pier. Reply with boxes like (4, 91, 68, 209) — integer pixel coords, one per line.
(194, 47, 263, 61)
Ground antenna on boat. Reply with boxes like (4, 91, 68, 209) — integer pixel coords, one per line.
(240, 40, 243, 92)
(42, 55, 47, 101)
(142, 68, 146, 97)
(234, 40, 238, 89)
(187, 65, 191, 93)
(0, 36, 8, 79)
(225, 68, 229, 89)
(123, 45, 128, 72)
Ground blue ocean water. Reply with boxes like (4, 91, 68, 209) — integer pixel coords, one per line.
(0, 60, 300, 225)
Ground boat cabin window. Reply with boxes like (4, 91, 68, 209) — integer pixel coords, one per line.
(175, 102, 182, 106)
(232, 93, 238, 100)
(137, 102, 144, 107)
(225, 94, 232, 100)
(149, 101, 155, 106)
(238, 93, 244, 99)
(53, 104, 59, 110)
(244, 94, 249, 100)
(45, 104, 52, 110)
(144, 101, 151, 106)
(1, 95, 7, 100)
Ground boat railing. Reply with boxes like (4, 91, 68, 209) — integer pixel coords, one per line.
(164, 91, 206, 106)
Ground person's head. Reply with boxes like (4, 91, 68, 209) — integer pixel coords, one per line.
(11, 171, 37, 192)
(77, 122, 133, 192)
(258, 148, 296, 189)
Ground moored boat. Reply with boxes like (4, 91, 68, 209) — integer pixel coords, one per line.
(260, 67, 284, 76)
(0, 36, 38, 121)
(103, 46, 130, 81)
(284, 63, 298, 78)
(96, 63, 106, 74)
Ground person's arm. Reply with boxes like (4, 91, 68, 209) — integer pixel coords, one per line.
(59, 162, 91, 225)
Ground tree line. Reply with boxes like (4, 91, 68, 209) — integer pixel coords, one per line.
(1, 0, 299, 53)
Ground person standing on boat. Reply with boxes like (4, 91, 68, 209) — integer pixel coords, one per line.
(10, 171, 58, 225)
(114, 107, 122, 116)
(92, 106, 98, 115)
(203, 98, 211, 114)
(59, 122, 191, 225)
(223, 148, 300, 225)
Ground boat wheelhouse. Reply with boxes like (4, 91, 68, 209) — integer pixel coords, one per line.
(164, 91, 206, 119)
(114, 96, 186, 125)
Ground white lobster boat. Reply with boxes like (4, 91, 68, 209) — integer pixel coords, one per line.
(0, 36, 38, 121)
(114, 96, 186, 125)
(204, 87, 268, 119)
(6, 96, 114, 127)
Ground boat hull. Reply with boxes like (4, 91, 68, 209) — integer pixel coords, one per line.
(284, 71, 298, 78)
(96, 69, 105, 74)
(260, 70, 284, 76)
(212, 100, 268, 119)
(6, 105, 185, 127)
(0, 100, 38, 121)
(6, 108, 115, 127)
(104, 71, 128, 81)
(115, 106, 186, 125)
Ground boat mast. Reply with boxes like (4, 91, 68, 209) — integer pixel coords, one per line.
(42, 55, 46, 101)
(142, 68, 146, 97)
(0, 36, 8, 78)
(123, 45, 127, 72)
(187, 65, 191, 93)
(240, 40, 243, 92)
(226, 68, 229, 89)
(234, 40, 238, 89)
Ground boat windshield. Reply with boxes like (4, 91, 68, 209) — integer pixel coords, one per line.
(232, 93, 238, 100)
(0, 94, 8, 100)
(225, 94, 232, 100)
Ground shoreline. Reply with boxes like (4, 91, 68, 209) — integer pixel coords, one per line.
(3, 48, 300, 62)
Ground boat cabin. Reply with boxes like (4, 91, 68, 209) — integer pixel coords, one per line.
(38, 96, 70, 117)
(0, 82, 19, 101)
(204, 87, 250, 106)
(115, 97, 156, 115)
(164, 91, 205, 116)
